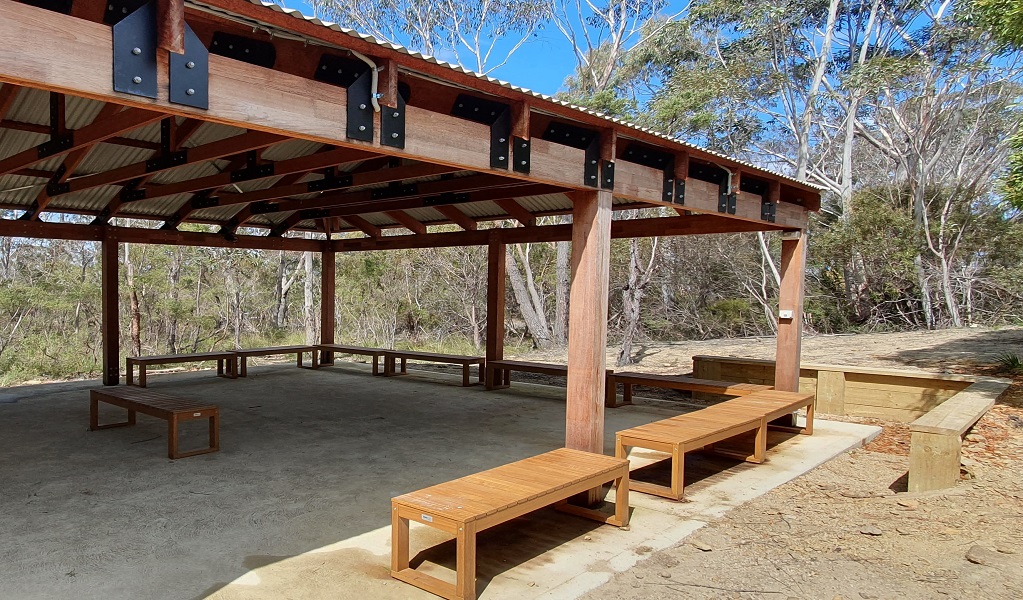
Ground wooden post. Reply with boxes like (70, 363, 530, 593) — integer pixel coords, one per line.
(156, 0, 186, 55)
(101, 236, 119, 386)
(320, 249, 336, 364)
(565, 190, 613, 454)
(774, 230, 807, 392)
(485, 236, 506, 382)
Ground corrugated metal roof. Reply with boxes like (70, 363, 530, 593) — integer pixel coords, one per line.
(187, 0, 822, 191)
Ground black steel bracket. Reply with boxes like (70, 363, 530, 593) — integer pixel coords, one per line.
(299, 208, 331, 220)
(249, 201, 279, 215)
(542, 121, 601, 187)
(210, 32, 276, 69)
(422, 192, 471, 207)
(381, 83, 411, 149)
(663, 176, 685, 204)
(450, 95, 512, 170)
(146, 150, 188, 173)
(112, 1, 158, 100)
(622, 144, 674, 171)
(307, 169, 354, 193)
(371, 184, 417, 200)
(169, 25, 209, 110)
(314, 53, 370, 88)
(600, 160, 615, 190)
(346, 69, 375, 142)
(120, 179, 147, 202)
(23, 0, 74, 15)
(37, 134, 74, 160)
(718, 180, 737, 214)
(761, 199, 776, 223)
(230, 151, 275, 183)
(513, 137, 530, 174)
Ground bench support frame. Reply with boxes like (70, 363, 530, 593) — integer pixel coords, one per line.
(90, 391, 220, 459)
(391, 469, 628, 600)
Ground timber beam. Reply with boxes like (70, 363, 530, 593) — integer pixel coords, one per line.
(0, 0, 813, 231)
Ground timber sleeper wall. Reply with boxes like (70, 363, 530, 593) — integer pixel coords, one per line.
(692, 355, 992, 422)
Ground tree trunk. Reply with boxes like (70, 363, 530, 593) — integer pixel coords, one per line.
(303, 250, 316, 345)
(617, 236, 659, 367)
(553, 217, 571, 345)
(914, 254, 934, 329)
(168, 247, 181, 354)
(505, 246, 553, 348)
(123, 244, 142, 357)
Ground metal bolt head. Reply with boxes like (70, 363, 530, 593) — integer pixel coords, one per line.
(359, 103, 367, 110)
(131, 47, 141, 55)
(186, 88, 195, 96)
(132, 76, 142, 84)
(392, 112, 400, 118)
(358, 125, 366, 131)
(499, 138, 506, 143)
(498, 156, 506, 161)
(186, 61, 196, 69)
(391, 133, 399, 138)
(520, 160, 527, 166)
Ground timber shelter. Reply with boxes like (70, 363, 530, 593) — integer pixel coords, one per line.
(0, 0, 821, 456)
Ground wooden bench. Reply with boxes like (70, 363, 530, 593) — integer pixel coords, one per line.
(126, 352, 238, 387)
(312, 343, 388, 375)
(609, 372, 774, 407)
(615, 390, 815, 500)
(909, 378, 1010, 492)
(485, 359, 617, 406)
(391, 448, 629, 600)
(383, 350, 485, 387)
(90, 387, 219, 459)
(235, 345, 316, 377)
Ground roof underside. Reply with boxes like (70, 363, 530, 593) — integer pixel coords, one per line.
(0, 0, 820, 248)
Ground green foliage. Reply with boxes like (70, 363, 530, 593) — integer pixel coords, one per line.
(1005, 128, 1023, 209)
(971, 0, 1023, 49)
(995, 351, 1023, 374)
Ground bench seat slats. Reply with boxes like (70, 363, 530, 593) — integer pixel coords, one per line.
(235, 345, 315, 356)
(392, 448, 624, 523)
(385, 350, 484, 363)
(613, 372, 773, 396)
(128, 352, 235, 363)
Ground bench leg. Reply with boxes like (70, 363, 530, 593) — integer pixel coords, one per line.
(622, 383, 633, 405)
(126, 363, 134, 386)
(391, 507, 410, 573)
(239, 357, 247, 378)
(803, 402, 814, 435)
(400, 358, 407, 374)
(456, 522, 478, 600)
(372, 356, 379, 376)
(462, 364, 470, 387)
(218, 359, 224, 376)
(90, 398, 137, 430)
(477, 364, 484, 384)
(614, 473, 630, 527)
(670, 445, 685, 501)
(605, 376, 619, 408)
(311, 349, 320, 369)
(168, 417, 179, 459)
(229, 357, 238, 379)
(139, 366, 146, 388)
(210, 413, 220, 452)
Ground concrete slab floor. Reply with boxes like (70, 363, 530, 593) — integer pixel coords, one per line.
(0, 363, 880, 600)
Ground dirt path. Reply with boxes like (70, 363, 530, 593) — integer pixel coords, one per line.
(517, 327, 1023, 600)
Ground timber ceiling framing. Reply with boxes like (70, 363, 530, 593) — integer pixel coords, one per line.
(0, 0, 821, 252)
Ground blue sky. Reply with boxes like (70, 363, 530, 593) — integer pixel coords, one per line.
(277, 1, 614, 97)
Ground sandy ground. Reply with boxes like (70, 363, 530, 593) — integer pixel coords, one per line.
(512, 326, 1023, 600)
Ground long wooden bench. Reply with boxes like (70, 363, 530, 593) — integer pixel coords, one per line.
(383, 350, 485, 387)
(615, 390, 815, 500)
(391, 448, 629, 600)
(126, 352, 237, 387)
(235, 345, 316, 377)
(485, 359, 617, 406)
(909, 378, 1010, 492)
(609, 371, 774, 407)
(312, 343, 388, 375)
(90, 387, 219, 459)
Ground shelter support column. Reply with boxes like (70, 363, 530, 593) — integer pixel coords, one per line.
(101, 236, 119, 386)
(774, 230, 807, 393)
(485, 237, 506, 385)
(565, 190, 613, 454)
(320, 249, 336, 364)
